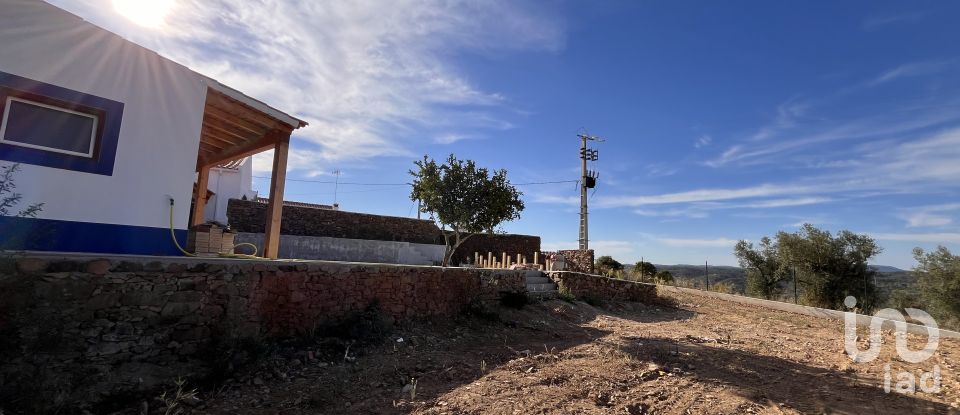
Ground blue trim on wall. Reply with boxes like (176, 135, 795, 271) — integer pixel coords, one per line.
(0, 216, 188, 256)
(0, 71, 124, 176)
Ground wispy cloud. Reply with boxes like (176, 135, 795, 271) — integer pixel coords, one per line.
(862, 11, 929, 31)
(871, 233, 960, 243)
(433, 133, 474, 145)
(898, 203, 960, 228)
(656, 237, 739, 248)
(694, 134, 712, 148)
(867, 60, 955, 87)
(751, 99, 809, 141)
(52, 0, 565, 176)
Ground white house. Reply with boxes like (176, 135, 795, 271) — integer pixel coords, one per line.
(204, 158, 258, 225)
(0, 1, 305, 258)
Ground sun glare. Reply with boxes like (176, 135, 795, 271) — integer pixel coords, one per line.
(112, 0, 174, 28)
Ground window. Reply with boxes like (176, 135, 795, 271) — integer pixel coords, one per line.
(1, 97, 99, 158)
(0, 71, 124, 176)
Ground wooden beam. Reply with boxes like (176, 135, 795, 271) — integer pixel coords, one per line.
(203, 117, 262, 144)
(191, 166, 211, 228)
(197, 129, 286, 171)
(200, 127, 242, 148)
(206, 90, 295, 133)
(203, 106, 271, 136)
(263, 137, 290, 259)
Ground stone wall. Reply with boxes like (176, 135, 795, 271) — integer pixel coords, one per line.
(558, 249, 595, 273)
(227, 199, 443, 244)
(0, 254, 524, 412)
(226, 199, 540, 265)
(451, 233, 541, 266)
(547, 271, 657, 303)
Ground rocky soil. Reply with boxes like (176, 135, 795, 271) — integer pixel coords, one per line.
(162, 291, 958, 414)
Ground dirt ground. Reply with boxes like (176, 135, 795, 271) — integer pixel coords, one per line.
(188, 291, 960, 414)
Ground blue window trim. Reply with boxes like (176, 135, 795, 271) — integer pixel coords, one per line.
(0, 71, 124, 176)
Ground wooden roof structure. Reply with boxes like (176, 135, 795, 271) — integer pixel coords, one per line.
(191, 83, 306, 259)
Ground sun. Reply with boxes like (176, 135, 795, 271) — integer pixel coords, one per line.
(112, 0, 175, 28)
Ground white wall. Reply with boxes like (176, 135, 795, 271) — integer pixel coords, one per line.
(0, 1, 207, 230)
(204, 158, 257, 224)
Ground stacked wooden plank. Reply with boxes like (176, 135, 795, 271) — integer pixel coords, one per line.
(187, 224, 236, 256)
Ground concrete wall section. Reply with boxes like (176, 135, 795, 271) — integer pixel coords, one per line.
(235, 232, 446, 265)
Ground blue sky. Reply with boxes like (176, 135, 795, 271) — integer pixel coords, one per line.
(55, 1, 960, 268)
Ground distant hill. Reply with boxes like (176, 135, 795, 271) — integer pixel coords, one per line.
(655, 264, 747, 292)
(869, 265, 907, 273)
(654, 264, 912, 294)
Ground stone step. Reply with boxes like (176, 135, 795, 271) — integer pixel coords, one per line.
(525, 276, 552, 285)
(524, 270, 545, 279)
(526, 282, 558, 292)
(527, 289, 559, 299)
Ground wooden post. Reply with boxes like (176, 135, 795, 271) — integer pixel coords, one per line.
(191, 165, 211, 227)
(263, 138, 289, 259)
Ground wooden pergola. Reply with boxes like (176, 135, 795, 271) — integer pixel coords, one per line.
(190, 85, 306, 259)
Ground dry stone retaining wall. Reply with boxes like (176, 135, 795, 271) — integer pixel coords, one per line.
(0, 255, 524, 411)
(557, 249, 595, 273)
(547, 271, 657, 303)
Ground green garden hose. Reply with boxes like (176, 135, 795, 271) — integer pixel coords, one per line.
(168, 198, 260, 259)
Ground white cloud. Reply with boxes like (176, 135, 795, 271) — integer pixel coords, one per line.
(871, 233, 960, 243)
(656, 237, 739, 248)
(897, 203, 960, 228)
(52, 0, 564, 176)
(433, 133, 473, 145)
(596, 183, 812, 208)
(735, 197, 831, 209)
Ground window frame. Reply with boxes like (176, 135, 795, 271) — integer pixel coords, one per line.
(0, 95, 101, 158)
(0, 71, 124, 176)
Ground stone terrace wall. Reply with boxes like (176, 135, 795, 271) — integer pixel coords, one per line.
(228, 199, 444, 244)
(547, 271, 657, 303)
(558, 249, 595, 273)
(0, 255, 525, 411)
(452, 234, 541, 266)
(227, 199, 540, 264)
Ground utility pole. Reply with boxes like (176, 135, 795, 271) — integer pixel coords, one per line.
(578, 133, 602, 250)
(705, 260, 710, 290)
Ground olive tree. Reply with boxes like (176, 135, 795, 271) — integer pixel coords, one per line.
(633, 261, 657, 281)
(595, 255, 624, 277)
(776, 224, 881, 311)
(734, 237, 786, 299)
(409, 154, 524, 267)
(913, 246, 960, 329)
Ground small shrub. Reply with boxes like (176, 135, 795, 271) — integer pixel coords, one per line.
(558, 287, 576, 303)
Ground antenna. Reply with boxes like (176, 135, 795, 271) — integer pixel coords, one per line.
(332, 169, 342, 206)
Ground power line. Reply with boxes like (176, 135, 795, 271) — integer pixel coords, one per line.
(253, 176, 408, 186)
(253, 175, 578, 187)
